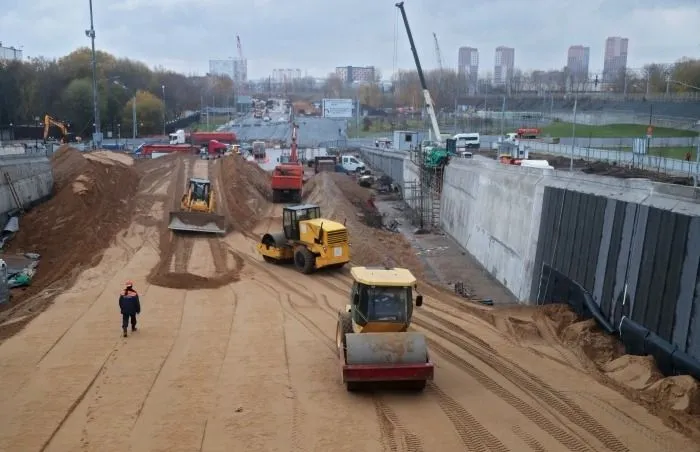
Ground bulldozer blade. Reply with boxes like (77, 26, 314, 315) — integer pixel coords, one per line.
(168, 211, 226, 234)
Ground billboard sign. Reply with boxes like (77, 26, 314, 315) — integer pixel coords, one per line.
(322, 99, 353, 118)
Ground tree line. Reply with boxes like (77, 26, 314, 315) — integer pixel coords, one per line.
(2, 47, 698, 136)
(0, 47, 235, 137)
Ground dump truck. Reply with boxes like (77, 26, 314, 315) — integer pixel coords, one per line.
(168, 178, 226, 234)
(271, 165, 303, 203)
(271, 122, 303, 203)
(314, 156, 336, 174)
(252, 141, 266, 159)
(336, 266, 433, 392)
(256, 204, 349, 273)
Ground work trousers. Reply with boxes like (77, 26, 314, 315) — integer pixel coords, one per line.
(122, 313, 137, 330)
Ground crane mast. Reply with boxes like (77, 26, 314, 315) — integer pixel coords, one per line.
(433, 32, 444, 72)
(395, 2, 442, 144)
(290, 122, 299, 163)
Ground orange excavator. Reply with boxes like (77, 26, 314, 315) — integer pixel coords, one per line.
(271, 122, 303, 203)
(43, 114, 81, 144)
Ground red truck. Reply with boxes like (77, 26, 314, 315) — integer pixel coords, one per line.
(138, 143, 197, 157)
(169, 129, 237, 145)
(200, 140, 229, 159)
(516, 128, 540, 139)
(271, 165, 303, 203)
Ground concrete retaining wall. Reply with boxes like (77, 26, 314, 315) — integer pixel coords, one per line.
(0, 154, 54, 224)
(441, 159, 547, 301)
(441, 157, 700, 302)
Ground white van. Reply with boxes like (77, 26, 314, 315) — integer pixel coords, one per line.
(453, 133, 480, 151)
(341, 155, 365, 173)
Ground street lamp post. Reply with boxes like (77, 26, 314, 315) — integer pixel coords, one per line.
(117, 123, 121, 148)
(161, 84, 166, 136)
(569, 90, 578, 172)
(85, 0, 101, 148)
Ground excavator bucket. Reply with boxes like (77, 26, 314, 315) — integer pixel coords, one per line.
(341, 332, 434, 383)
(168, 211, 226, 234)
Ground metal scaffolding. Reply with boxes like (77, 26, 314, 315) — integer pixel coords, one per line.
(403, 148, 444, 231)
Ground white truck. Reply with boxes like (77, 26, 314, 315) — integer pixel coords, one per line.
(169, 129, 186, 144)
(340, 155, 366, 173)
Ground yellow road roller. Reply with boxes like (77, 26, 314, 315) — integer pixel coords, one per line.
(256, 204, 350, 273)
(336, 266, 433, 392)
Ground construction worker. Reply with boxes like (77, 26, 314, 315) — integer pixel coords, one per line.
(119, 281, 141, 337)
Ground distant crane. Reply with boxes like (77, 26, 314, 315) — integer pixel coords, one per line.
(236, 35, 245, 94)
(432, 32, 444, 90)
(432, 32, 444, 72)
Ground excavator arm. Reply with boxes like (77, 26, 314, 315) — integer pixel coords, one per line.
(44, 114, 76, 143)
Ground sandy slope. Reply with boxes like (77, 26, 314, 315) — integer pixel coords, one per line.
(0, 153, 696, 452)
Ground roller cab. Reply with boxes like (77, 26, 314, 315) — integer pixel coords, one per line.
(336, 266, 433, 392)
(256, 204, 350, 273)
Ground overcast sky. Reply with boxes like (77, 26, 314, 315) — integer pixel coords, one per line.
(1, 0, 698, 79)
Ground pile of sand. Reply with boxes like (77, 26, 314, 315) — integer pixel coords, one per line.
(304, 172, 423, 276)
(534, 303, 700, 437)
(219, 155, 271, 235)
(2, 147, 139, 314)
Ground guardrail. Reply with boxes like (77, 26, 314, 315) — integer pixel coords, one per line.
(523, 141, 699, 175)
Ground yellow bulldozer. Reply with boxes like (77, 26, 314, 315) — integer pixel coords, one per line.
(168, 178, 226, 234)
(336, 266, 434, 392)
(256, 204, 349, 273)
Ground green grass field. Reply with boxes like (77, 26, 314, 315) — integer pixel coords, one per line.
(191, 116, 230, 132)
(541, 122, 697, 138)
(600, 146, 697, 160)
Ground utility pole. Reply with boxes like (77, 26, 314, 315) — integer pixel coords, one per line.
(86, 0, 101, 148)
(132, 93, 137, 139)
(161, 85, 166, 136)
(569, 91, 578, 172)
(500, 96, 506, 137)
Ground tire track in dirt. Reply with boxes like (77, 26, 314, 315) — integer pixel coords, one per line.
(189, 285, 239, 451)
(373, 399, 425, 452)
(512, 425, 547, 452)
(128, 288, 236, 451)
(416, 311, 629, 451)
(171, 158, 195, 272)
(424, 337, 592, 451)
(428, 384, 509, 451)
(38, 347, 119, 452)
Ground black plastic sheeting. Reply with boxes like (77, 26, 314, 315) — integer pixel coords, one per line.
(537, 265, 615, 334)
(538, 264, 700, 380)
(620, 317, 700, 380)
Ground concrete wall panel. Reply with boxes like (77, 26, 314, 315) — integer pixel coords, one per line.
(658, 214, 689, 342)
(674, 217, 700, 353)
(0, 156, 54, 222)
(626, 205, 649, 319)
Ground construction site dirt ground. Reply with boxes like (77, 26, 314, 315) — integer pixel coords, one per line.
(0, 149, 699, 451)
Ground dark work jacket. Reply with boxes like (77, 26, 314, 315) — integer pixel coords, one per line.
(119, 289, 141, 315)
